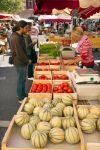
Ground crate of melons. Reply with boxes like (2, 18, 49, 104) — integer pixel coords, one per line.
(35, 65, 50, 71)
(29, 80, 52, 101)
(2, 96, 84, 150)
(76, 105, 100, 150)
(53, 80, 77, 102)
(52, 71, 70, 81)
(34, 71, 52, 80)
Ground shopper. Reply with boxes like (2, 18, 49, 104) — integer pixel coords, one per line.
(10, 20, 32, 103)
(24, 25, 37, 79)
(72, 27, 94, 68)
(31, 22, 39, 51)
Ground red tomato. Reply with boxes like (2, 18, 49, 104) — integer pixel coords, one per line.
(36, 84, 43, 92)
(57, 85, 62, 90)
(63, 86, 68, 91)
(42, 84, 47, 93)
(31, 84, 38, 92)
(67, 88, 73, 93)
(53, 87, 58, 92)
(60, 75, 69, 80)
(61, 82, 69, 87)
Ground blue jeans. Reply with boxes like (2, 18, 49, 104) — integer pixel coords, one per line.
(28, 63, 36, 78)
(15, 66, 27, 100)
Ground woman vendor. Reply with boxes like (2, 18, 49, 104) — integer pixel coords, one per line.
(71, 27, 94, 68)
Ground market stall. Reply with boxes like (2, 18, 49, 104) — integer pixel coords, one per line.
(2, 57, 100, 150)
(1, 1, 100, 150)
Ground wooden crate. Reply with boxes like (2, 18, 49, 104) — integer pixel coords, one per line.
(62, 58, 76, 65)
(39, 54, 54, 60)
(37, 60, 50, 65)
(34, 71, 52, 80)
(52, 71, 70, 81)
(35, 65, 50, 71)
(53, 80, 77, 103)
(49, 59, 61, 65)
(76, 105, 100, 150)
(1, 99, 85, 150)
(77, 100, 100, 106)
(50, 65, 61, 71)
(63, 65, 78, 72)
(28, 80, 52, 101)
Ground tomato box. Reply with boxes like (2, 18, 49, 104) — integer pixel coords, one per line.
(63, 65, 78, 72)
(53, 80, 77, 100)
(50, 65, 61, 71)
(34, 71, 52, 80)
(35, 65, 50, 71)
(62, 58, 76, 65)
(28, 80, 52, 100)
(49, 59, 61, 65)
(37, 60, 50, 65)
(52, 71, 70, 81)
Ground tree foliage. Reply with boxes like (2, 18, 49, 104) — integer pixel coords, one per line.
(0, 0, 24, 14)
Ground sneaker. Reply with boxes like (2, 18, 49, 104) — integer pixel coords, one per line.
(18, 100, 24, 104)
(18, 98, 25, 104)
(27, 77, 34, 80)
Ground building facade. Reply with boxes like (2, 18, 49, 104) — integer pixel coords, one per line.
(18, 0, 33, 18)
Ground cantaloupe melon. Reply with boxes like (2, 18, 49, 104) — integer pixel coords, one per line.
(31, 130, 48, 148)
(49, 128, 64, 144)
(65, 127, 80, 144)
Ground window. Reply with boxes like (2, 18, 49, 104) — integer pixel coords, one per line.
(26, 0, 33, 9)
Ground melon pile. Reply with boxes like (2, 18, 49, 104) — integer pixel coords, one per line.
(15, 96, 80, 148)
(77, 106, 100, 134)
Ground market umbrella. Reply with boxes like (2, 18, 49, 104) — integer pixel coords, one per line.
(35, 0, 100, 19)
(38, 15, 72, 22)
(0, 14, 20, 20)
(0, 14, 13, 20)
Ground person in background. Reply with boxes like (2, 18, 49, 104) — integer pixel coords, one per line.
(24, 25, 37, 79)
(31, 22, 39, 51)
(10, 20, 32, 103)
(71, 27, 94, 68)
(6, 24, 12, 48)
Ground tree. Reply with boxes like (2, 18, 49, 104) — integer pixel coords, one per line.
(0, 0, 24, 14)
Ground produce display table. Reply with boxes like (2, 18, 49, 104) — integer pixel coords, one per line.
(1, 99, 83, 150)
(2, 41, 100, 150)
(89, 37, 100, 48)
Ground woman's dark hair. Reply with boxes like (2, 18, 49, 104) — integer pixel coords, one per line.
(17, 20, 28, 28)
(12, 26, 19, 32)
